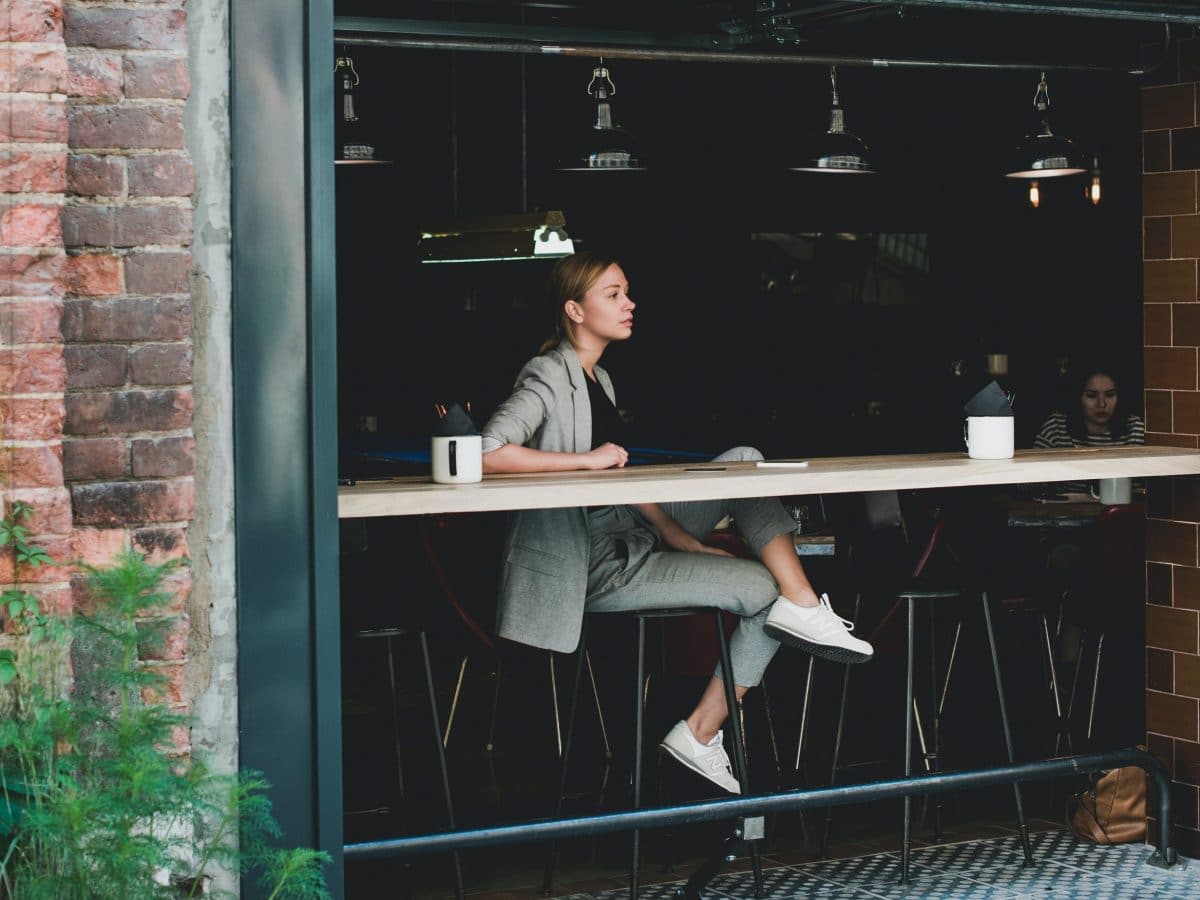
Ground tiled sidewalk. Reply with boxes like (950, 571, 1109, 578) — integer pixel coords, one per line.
(556, 831, 1196, 899)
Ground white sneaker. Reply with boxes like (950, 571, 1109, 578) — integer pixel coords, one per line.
(659, 720, 742, 794)
(764, 593, 874, 664)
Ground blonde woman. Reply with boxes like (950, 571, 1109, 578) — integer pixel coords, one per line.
(481, 251, 871, 792)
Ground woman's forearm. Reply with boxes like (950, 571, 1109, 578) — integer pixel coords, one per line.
(483, 443, 591, 474)
(634, 503, 702, 552)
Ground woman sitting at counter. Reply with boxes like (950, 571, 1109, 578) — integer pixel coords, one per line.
(1034, 366, 1145, 449)
(480, 251, 872, 794)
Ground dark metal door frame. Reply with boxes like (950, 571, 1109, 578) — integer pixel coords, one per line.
(231, 0, 343, 895)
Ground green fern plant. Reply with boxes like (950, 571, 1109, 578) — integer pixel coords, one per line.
(0, 525, 330, 899)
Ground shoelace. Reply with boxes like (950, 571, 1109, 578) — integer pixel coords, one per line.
(819, 593, 857, 632)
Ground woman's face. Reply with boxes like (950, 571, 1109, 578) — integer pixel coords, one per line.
(1080, 373, 1118, 432)
(568, 264, 635, 344)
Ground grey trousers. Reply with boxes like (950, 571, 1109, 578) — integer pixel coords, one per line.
(584, 447, 798, 687)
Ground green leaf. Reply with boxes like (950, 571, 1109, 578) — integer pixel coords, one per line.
(0, 660, 16, 686)
(5, 597, 24, 618)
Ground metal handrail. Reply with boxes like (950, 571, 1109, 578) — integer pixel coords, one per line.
(345, 746, 1178, 867)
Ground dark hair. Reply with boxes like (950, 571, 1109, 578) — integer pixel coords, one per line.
(1064, 364, 1123, 443)
(537, 251, 621, 354)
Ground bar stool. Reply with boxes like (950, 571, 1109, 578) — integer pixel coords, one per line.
(542, 607, 764, 899)
(821, 492, 1034, 883)
(353, 624, 464, 900)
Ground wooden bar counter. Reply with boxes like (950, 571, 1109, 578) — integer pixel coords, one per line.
(338, 445, 1200, 519)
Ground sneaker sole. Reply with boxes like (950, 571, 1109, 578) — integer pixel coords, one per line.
(658, 743, 742, 795)
(763, 622, 873, 664)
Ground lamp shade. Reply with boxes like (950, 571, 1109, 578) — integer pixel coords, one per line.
(1005, 124, 1087, 179)
(789, 108, 874, 174)
(417, 211, 575, 264)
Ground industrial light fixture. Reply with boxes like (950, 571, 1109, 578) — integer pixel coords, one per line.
(557, 59, 645, 172)
(334, 49, 388, 165)
(789, 66, 874, 175)
(1028, 181, 1040, 208)
(417, 211, 575, 264)
(1005, 73, 1087, 180)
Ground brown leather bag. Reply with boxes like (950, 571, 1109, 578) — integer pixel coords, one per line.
(1068, 764, 1147, 844)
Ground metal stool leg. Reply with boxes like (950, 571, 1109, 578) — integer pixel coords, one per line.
(486, 658, 503, 753)
(585, 650, 613, 760)
(821, 592, 860, 859)
(443, 655, 469, 748)
(631, 616, 647, 899)
(982, 593, 1034, 868)
(902, 597, 915, 884)
(542, 621, 590, 896)
(1040, 612, 1071, 755)
(928, 601, 942, 843)
(418, 632, 464, 900)
(714, 610, 765, 899)
(1088, 634, 1106, 743)
(384, 636, 406, 802)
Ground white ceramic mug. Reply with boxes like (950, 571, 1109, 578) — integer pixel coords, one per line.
(963, 416, 1015, 460)
(431, 435, 482, 484)
(1090, 477, 1132, 505)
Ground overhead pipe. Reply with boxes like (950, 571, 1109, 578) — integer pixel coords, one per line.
(334, 30, 1145, 74)
(861, 0, 1200, 25)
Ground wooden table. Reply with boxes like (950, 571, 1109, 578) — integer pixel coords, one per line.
(338, 446, 1200, 518)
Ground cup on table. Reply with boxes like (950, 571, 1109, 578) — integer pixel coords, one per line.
(963, 416, 1014, 460)
(431, 435, 482, 484)
(1090, 477, 1132, 505)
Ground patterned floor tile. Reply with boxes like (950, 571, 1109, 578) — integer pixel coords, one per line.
(792, 852, 942, 887)
(1013, 875, 1199, 900)
(707, 865, 848, 898)
(851, 872, 1021, 900)
(592, 883, 686, 899)
(902, 840, 1029, 875)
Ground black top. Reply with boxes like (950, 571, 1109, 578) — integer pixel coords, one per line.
(585, 373, 625, 449)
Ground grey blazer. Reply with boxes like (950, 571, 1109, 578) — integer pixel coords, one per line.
(481, 342, 616, 653)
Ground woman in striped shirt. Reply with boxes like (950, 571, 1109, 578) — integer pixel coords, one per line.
(1034, 368, 1145, 449)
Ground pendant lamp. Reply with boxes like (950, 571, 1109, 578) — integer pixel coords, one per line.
(1005, 73, 1086, 180)
(789, 66, 874, 175)
(558, 59, 645, 173)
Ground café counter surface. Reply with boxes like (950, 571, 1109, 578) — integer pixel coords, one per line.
(338, 446, 1200, 518)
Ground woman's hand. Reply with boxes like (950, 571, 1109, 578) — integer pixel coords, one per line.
(585, 442, 629, 469)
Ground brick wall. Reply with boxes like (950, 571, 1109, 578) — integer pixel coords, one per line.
(1143, 37, 1200, 859)
(3, 0, 196, 750)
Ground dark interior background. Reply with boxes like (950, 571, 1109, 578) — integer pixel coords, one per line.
(333, 2, 1147, 470)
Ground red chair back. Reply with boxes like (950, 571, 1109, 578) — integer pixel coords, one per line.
(419, 515, 502, 651)
(1091, 503, 1145, 633)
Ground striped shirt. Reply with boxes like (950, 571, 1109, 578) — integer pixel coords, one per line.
(1033, 411, 1146, 449)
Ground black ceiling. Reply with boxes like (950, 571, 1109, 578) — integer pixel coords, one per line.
(334, 1, 1200, 72)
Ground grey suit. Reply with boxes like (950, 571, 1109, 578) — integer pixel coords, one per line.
(482, 342, 796, 686)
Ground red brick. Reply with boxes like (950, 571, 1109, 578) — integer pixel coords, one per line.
(65, 388, 192, 435)
(0, 254, 64, 298)
(0, 398, 65, 442)
(0, 149, 67, 193)
(127, 155, 193, 199)
(0, 299, 64, 344)
(130, 343, 191, 385)
(123, 55, 188, 100)
(63, 438, 128, 481)
(0, 45, 68, 94)
(66, 49, 122, 99)
(61, 203, 191, 249)
(64, 253, 122, 296)
(138, 615, 189, 662)
(66, 154, 123, 197)
(140, 662, 186, 706)
(61, 297, 191, 341)
(0, 205, 63, 249)
(1147, 347, 1199, 390)
(68, 104, 184, 151)
(132, 436, 194, 478)
(72, 478, 195, 526)
(1, 444, 64, 489)
(0, 346, 66, 394)
(9, 487, 73, 535)
(28, 586, 72, 620)
(0, 98, 67, 143)
(133, 525, 189, 563)
(0, 1, 65, 42)
(124, 250, 190, 294)
(1147, 433, 1200, 448)
(64, 344, 127, 389)
(65, 8, 186, 52)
